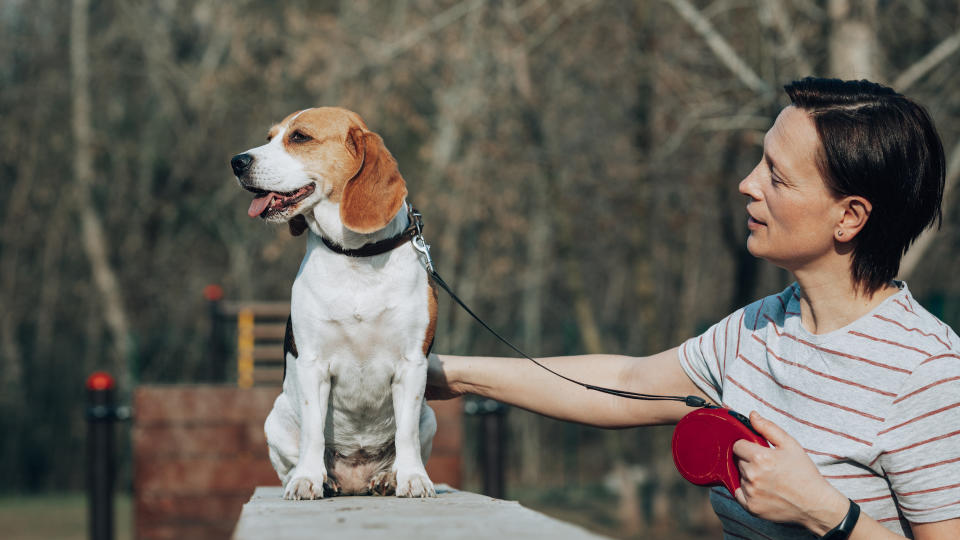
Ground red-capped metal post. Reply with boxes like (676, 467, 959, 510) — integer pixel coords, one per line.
(86, 372, 116, 540)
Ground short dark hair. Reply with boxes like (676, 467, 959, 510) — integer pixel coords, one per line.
(784, 77, 946, 293)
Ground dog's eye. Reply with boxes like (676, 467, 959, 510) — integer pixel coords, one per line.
(290, 131, 312, 143)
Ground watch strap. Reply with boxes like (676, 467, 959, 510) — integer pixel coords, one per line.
(821, 499, 861, 540)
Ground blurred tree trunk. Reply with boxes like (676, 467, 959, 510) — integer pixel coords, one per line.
(449, 242, 481, 352)
(520, 186, 549, 485)
(678, 207, 704, 337)
(828, 0, 879, 79)
(72, 0, 132, 388)
(0, 155, 32, 406)
(506, 26, 551, 485)
(0, 301, 21, 390)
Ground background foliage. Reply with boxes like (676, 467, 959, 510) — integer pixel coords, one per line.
(2, 0, 960, 534)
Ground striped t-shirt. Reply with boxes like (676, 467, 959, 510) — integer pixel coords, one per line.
(679, 282, 960, 539)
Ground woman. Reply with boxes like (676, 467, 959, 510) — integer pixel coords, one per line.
(426, 78, 960, 539)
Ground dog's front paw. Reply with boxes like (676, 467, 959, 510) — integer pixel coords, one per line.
(395, 469, 435, 498)
(284, 469, 339, 500)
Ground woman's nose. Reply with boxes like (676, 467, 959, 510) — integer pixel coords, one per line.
(739, 163, 762, 199)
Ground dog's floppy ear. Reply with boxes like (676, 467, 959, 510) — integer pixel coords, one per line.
(340, 130, 408, 234)
(288, 214, 308, 236)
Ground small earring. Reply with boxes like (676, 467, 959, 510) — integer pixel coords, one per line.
(837, 231, 844, 238)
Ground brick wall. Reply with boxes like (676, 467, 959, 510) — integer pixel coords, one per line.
(133, 385, 462, 540)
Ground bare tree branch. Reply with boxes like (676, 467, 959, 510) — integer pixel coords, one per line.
(664, 0, 773, 96)
(893, 29, 960, 91)
(761, 0, 814, 76)
(526, 0, 598, 52)
(899, 139, 960, 279)
(377, 0, 487, 63)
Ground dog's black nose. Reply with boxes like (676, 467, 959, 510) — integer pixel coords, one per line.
(231, 153, 254, 176)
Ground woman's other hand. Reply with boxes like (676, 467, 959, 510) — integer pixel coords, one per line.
(733, 411, 849, 535)
(425, 353, 463, 400)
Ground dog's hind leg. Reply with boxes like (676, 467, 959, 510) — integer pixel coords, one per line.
(264, 394, 299, 486)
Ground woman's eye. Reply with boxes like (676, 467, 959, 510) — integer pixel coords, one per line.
(770, 168, 786, 186)
(290, 131, 312, 143)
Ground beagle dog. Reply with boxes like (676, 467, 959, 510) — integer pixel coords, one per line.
(230, 107, 438, 499)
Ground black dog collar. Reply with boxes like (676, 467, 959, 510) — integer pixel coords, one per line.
(320, 204, 423, 258)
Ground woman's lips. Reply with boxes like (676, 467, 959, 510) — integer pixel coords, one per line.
(747, 216, 766, 229)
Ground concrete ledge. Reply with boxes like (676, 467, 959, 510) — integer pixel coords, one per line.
(232, 486, 608, 539)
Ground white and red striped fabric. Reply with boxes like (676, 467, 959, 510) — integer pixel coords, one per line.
(680, 282, 960, 539)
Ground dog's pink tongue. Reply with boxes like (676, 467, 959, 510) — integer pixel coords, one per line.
(248, 194, 274, 218)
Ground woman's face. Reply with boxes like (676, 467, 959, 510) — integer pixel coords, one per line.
(738, 106, 842, 271)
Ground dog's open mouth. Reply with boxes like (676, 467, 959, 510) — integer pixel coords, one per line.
(245, 183, 316, 218)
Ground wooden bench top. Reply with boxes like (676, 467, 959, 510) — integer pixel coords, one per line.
(232, 486, 608, 539)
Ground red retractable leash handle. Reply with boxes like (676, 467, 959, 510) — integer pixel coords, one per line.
(672, 407, 769, 495)
(409, 209, 768, 495)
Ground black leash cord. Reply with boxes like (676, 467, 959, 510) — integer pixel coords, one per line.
(428, 269, 707, 408)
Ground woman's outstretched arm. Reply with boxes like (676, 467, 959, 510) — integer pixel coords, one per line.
(426, 347, 711, 428)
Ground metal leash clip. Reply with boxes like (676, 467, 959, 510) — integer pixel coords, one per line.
(408, 203, 435, 273)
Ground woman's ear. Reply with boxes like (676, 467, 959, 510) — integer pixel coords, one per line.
(835, 195, 872, 242)
(340, 131, 408, 233)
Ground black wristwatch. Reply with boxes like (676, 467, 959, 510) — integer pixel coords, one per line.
(820, 499, 861, 540)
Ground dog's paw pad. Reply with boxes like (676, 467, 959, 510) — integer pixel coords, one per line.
(284, 474, 328, 500)
(369, 470, 397, 496)
(395, 471, 435, 498)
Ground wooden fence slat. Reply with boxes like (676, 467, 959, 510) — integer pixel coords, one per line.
(252, 324, 287, 340)
(220, 301, 290, 318)
(253, 367, 284, 386)
(252, 345, 284, 362)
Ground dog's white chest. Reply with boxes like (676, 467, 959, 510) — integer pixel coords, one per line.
(290, 237, 429, 378)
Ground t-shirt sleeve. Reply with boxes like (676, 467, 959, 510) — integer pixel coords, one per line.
(678, 308, 745, 406)
(877, 354, 960, 523)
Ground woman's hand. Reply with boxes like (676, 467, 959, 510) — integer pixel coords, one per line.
(424, 353, 464, 400)
(733, 411, 849, 535)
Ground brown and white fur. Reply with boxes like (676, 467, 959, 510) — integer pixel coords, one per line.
(230, 107, 438, 499)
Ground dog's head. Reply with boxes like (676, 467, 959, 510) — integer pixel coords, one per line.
(230, 107, 408, 236)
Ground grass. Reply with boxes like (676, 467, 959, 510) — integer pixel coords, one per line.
(0, 493, 132, 540)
